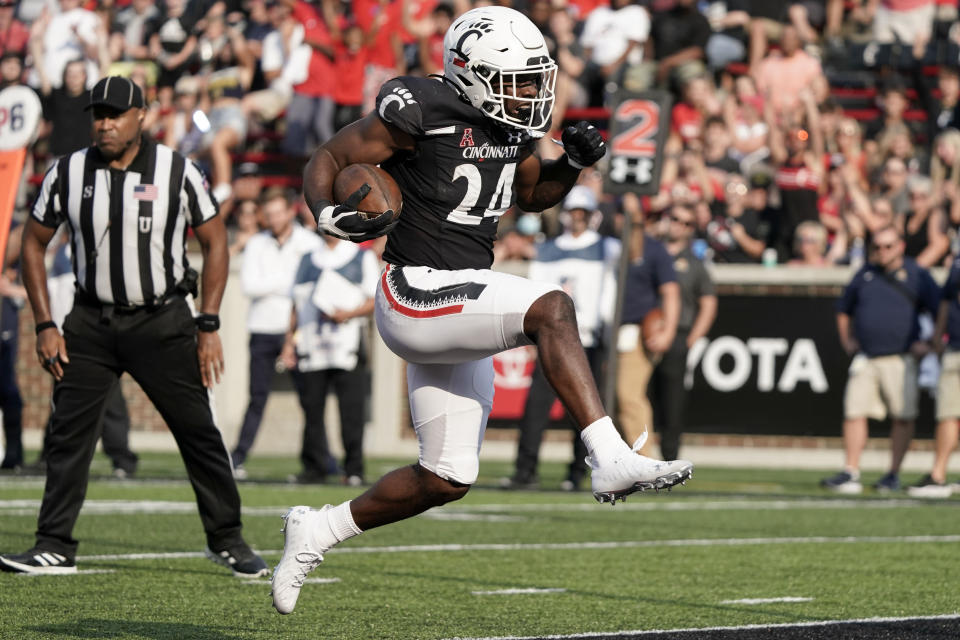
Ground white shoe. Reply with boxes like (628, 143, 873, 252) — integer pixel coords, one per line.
(906, 475, 953, 499)
(271, 505, 327, 614)
(820, 470, 863, 495)
(588, 432, 693, 504)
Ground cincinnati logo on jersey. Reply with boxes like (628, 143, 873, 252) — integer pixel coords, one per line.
(462, 142, 519, 160)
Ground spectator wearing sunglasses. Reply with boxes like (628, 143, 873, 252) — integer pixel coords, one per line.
(788, 220, 829, 266)
(822, 225, 940, 495)
(649, 205, 717, 461)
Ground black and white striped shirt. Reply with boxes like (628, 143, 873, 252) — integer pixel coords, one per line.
(31, 138, 218, 306)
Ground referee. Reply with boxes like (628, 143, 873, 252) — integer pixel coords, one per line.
(0, 76, 268, 577)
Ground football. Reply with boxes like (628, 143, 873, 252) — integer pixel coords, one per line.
(641, 307, 664, 338)
(333, 163, 403, 221)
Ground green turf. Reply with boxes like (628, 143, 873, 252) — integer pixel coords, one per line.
(1, 452, 957, 639)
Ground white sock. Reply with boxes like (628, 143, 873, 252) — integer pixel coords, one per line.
(580, 416, 630, 466)
(844, 467, 861, 480)
(311, 501, 363, 552)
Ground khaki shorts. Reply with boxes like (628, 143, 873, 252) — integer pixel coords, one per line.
(756, 18, 785, 41)
(936, 350, 960, 421)
(844, 353, 918, 421)
(873, 4, 935, 44)
(244, 89, 290, 122)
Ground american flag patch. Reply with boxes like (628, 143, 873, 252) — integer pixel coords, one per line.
(134, 184, 158, 201)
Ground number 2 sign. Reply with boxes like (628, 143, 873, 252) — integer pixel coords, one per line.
(603, 90, 672, 196)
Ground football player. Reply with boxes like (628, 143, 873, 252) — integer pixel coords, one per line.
(272, 6, 693, 614)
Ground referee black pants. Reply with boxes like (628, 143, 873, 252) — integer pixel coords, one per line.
(35, 298, 243, 556)
(39, 379, 138, 473)
(648, 330, 690, 462)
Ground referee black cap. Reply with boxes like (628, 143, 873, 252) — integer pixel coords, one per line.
(85, 76, 144, 112)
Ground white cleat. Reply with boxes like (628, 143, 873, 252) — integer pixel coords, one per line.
(589, 433, 693, 505)
(271, 505, 327, 614)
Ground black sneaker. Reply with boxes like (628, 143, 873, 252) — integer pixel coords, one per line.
(0, 458, 22, 472)
(906, 474, 953, 499)
(205, 542, 269, 578)
(1, 444, 23, 470)
(873, 471, 901, 493)
(0, 549, 77, 574)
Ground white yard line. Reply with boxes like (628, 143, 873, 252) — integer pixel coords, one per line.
(241, 577, 340, 585)
(21, 569, 117, 576)
(718, 596, 813, 604)
(437, 498, 946, 512)
(472, 588, 567, 596)
(0, 497, 949, 518)
(439, 614, 960, 640)
(78, 534, 960, 562)
(422, 513, 525, 522)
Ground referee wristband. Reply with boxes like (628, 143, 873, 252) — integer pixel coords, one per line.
(195, 314, 220, 332)
(35, 321, 58, 335)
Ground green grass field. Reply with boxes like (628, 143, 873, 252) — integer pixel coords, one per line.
(1, 452, 958, 640)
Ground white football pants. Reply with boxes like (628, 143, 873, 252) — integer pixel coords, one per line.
(375, 264, 560, 484)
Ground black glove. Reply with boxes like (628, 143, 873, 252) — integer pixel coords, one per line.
(561, 121, 606, 169)
(313, 184, 397, 242)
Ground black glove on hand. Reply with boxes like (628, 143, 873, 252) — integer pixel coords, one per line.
(561, 121, 606, 169)
(313, 184, 397, 242)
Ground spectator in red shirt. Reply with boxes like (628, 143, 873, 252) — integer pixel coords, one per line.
(331, 21, 367, 132)
(354, 0, 405, 114)
(669, 73, 721, 147)
(416, 2, 452, 77)
(767, 89, 826, 257)
(567, 0, 605, 20)
(0, 0, 29, 56)
(282, 0, 336, 156)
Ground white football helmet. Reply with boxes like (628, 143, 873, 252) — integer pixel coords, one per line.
(443, 6, 557, 135)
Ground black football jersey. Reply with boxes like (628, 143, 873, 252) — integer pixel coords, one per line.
(376, 76, 537, 270)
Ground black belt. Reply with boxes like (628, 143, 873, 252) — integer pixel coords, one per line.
(74, 288, 182, 321)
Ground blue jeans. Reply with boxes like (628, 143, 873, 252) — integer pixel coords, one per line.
(232, 333, 286, 464)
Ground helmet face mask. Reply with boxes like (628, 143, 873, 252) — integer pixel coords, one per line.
(444, 7, 557, 135)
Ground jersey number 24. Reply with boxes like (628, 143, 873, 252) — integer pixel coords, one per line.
(445, 163, 516, 226)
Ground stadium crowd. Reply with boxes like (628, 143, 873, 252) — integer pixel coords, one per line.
(2, 0, 960, 493)
(0, 0, 958, 266)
